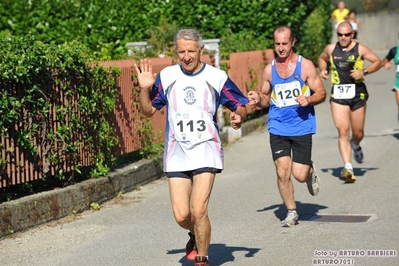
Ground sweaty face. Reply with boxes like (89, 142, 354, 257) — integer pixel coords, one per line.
(273, 30, 293, 59)
(176, 39, 204, 74)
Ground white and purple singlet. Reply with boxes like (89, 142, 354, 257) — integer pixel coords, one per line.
(150, 63, 249, 172)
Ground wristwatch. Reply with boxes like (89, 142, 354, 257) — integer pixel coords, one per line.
(363, 69, 369, 75)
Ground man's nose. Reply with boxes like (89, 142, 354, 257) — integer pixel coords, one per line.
(183, 51, 190, 59)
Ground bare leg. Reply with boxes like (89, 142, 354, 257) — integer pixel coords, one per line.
(395, 90, 399, 122)
(396, 90, 399, 108)
(292, 162, 312, 183)
(191, 172, 215, 257)
(350, 105, 366, 146)
(331, 102, 352, 164)
(275, 156, 296, 210)
(169, 178, 194, 232)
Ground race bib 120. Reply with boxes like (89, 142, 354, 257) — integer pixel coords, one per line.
(273, 80, 303, 107)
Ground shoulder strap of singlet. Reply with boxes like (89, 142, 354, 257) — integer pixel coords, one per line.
(294, 55, 302, 79)
(353, 42, 359, 51)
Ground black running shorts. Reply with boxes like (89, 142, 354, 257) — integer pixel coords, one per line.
(269, 133, 312, 166)
(166, 167, 222, 179)
(330, 82, 369, 110)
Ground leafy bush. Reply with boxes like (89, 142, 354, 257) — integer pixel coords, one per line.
(0, 0, 332, 61)
(296, 7, 333, 64)
(0, 34, 120, 189)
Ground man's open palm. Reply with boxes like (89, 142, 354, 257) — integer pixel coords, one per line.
(134, 59, 157, 90)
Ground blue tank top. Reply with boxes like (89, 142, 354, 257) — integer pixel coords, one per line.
(268, 55, 316, 136)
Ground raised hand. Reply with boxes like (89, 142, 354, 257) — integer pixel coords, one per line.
(134, 59, 157, 90)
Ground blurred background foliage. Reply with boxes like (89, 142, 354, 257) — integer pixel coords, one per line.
(0, 1, 395, 63)
(0, 0, 334, 64)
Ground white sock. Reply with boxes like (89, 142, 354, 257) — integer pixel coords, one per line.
(345, 163, 353, 169)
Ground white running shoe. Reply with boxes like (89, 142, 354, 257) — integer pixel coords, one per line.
(281, 210, 299, 227)
(307, 162, 320, 196)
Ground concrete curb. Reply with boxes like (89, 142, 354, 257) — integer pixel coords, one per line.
(0, 114, 268, 238)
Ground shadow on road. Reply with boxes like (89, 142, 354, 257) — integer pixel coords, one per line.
(321, 167, 379, 180)
(391, 133, 399, 139)
(167, 243, 261, 265)
(257, 201, 328, 221)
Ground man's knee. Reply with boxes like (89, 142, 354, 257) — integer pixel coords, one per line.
(174, 212, 191, 227)
(352, 129, 364, 138)
(294, 173, 309, 183)
(292, 166, 311, 183)
(337, 127, 350, 136)
(191, 204, 208, 220)
(276, 167, 291, 182)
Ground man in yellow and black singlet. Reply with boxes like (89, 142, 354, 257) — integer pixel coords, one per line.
(318, 21, 381, 183)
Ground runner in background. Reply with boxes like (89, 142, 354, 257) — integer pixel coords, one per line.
(318, 22, 381, 183)
(378, 45, 399, 123)
(248, 25, 326, 228)
(331, 1, 350, 28)
(346, 9, 361, 41)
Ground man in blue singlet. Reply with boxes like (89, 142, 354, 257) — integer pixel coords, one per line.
(135, 28, 248, 266)
(379, 45, 399, 123)
(248, 25, 326, 227)
(318, 21, 381, 183)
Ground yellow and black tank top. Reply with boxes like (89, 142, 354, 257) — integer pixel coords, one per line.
(329, 42, 364, 85)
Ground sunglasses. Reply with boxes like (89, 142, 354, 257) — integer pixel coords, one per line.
(337, 32, 352, 37)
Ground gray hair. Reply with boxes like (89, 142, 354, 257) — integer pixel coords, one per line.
(174, 28, 203, 50)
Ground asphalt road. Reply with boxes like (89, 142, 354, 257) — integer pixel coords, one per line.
(0, 52, 398, 266)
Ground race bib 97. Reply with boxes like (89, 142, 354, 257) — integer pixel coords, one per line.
(333, 84, 355, 99)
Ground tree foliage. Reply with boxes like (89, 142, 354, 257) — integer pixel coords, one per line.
(0, 0, 333, 62)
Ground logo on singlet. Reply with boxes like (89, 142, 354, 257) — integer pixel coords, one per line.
(347, 55, 355, 62)
(183, 86, 196, 105)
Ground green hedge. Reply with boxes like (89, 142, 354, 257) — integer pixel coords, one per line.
(0, 0, 332, 63)
(0, 34, 120, 189)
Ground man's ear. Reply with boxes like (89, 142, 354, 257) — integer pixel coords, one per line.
(292, 38, 297, 46)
